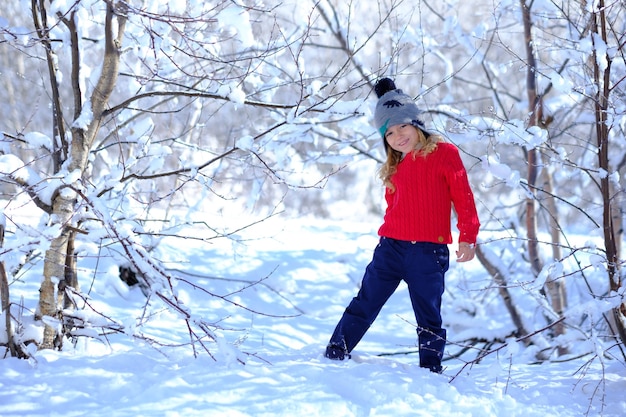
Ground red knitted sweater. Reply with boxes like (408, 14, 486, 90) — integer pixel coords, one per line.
(378, 142, 480, 245)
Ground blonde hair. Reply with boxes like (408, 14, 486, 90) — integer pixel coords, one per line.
(379, 127, 443, 192)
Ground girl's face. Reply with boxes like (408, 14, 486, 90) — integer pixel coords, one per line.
(384, 124, 420, 154)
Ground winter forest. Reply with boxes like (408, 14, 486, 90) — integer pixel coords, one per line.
(1, 0, 625, 416)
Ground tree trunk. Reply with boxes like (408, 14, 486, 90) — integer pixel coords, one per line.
(590, 0, 626, 346)
(1, 217, 16, 356)
(36, 1, 127, 350)
(520, 0, 543, 278)
(541, 164, 568, 355)
(39, 195, 74, 349)
(519, 1, 570, 359)
(62, 230, 79, 310)
(475, 245, 529, 339)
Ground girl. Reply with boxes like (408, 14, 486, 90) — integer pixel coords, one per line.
(324, 78, 480, 373)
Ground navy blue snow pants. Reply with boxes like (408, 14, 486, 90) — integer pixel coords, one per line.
(328, 237, 449, 369)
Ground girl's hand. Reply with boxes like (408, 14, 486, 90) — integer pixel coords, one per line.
(456, 242, 476, 262)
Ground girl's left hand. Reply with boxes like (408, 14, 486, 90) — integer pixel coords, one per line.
(456, 242, 476, 262)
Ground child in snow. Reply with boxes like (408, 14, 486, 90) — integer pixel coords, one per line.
(324, 78, 480, 373)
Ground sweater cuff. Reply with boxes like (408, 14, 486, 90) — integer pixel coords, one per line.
(458, 233, 477, 245)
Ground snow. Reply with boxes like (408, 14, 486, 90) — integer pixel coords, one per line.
(235, 135, 255, 151)
(218, 5, 255, 49)
(217, 83, 247, 106)
(482, 154, 521, 187)
(23, 132, 53, 151)
(1, 212, 625, 417)
(72, 101, 94, 131)
(1, 0, 625, 415)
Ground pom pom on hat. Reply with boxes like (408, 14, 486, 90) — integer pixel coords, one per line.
(373, 78, 425, 144)
(374, 78, 397, 98)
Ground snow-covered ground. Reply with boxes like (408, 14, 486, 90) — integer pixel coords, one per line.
(1, 215, 625, 416)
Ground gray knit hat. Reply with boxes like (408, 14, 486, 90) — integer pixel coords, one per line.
(374, 78, 426, 152)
